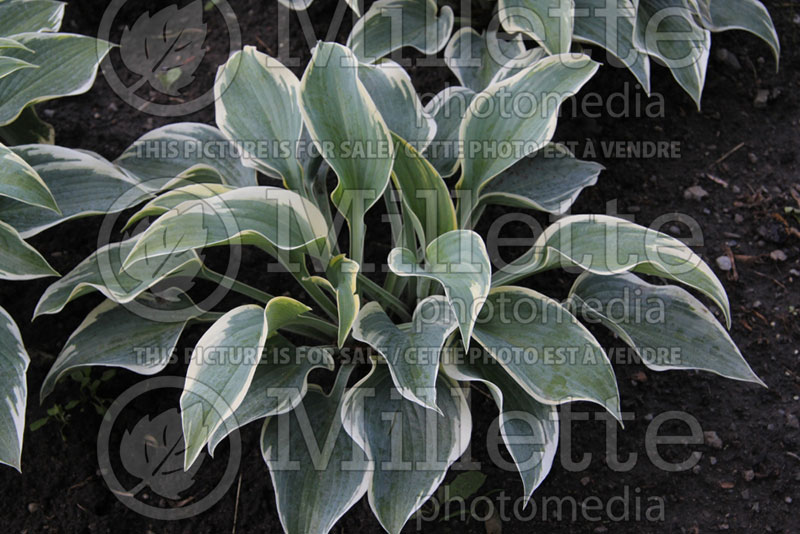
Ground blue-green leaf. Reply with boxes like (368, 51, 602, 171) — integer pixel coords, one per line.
(388, 230, 491, 349)
(569, 272, 763, 384)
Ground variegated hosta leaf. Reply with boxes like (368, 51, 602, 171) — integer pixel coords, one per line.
(123, 186, 331, 269)
(0, 142, 57, 211)
(115, 123, 257, 191)
(209, 336, 335, 455)
(478, 142, 603, 215)
(261, 365, 369, 534)
(0, 105, 54, 145)
(0, 33, 112, 126)
(633, 0, 710, 107)
(0, 38, 30, 50)
(388, 230, 491, 349)
(492, 214, 732, 326)
(326, 254, 360, 348)
(214, 47, 304, 190)
(391, 133, 456, 247)
(573, 0, 651, 91)
(347, 0, 454, 62)
(299, 42, 394, 263)
(341, 362, 471, 534)
(442, 352, 558, 500)
(444, 27, 526, 93)
(39, 292, 202, 401)
(456, 54, 599, 209)
(0, 220, 58, 280)
(498, 0, 575, 55)
(486, 47, 548, 86)
(423, 86, 475, 178)
(693, 0, 779, 65)
(124, 183, 234, 230)
(0, 144, 148, 238)
(0, 0, 64, 37)
(33, 237, 201, 317)
(181, 298, 310, 468)
(184, 304, 283, 467)
(357, 60, 436, 150)
(352, 296, 458, 410)
(472, 286, 621, 418)
(0, 56, 35, 81)
(569, 272, 764, 384)
(345, 0, 362, 15)
(0, 305, 29, 471)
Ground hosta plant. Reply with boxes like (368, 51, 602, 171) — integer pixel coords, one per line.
(0, 0, 114, 468)
(0, 142, 61, 470)
(266, 0, 777, 108)
(0, 0, 112, 144)
(0, 137, 174, 468)
(31, 41, 763, 534)
(343, 0, 778, 107)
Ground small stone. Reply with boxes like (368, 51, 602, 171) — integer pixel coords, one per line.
(631, 371, 647, 383)
(692, 465, 702, 474)
(669, 225, 681, 235)
(644, 413, 654, 421)
(716, 48, 742, 70)
(748, 152, 759, 164)
(716, 256, 733, 272)
(744, 470, 755, 481)
(787, 414, 799, 429)
(580, 476, 591, 486)
(754, 89, 770, 109)
(770, 250, 788, 262)
(758, 222, 788, 244)
(790, 269, 800, 277)
(42, 109, 55, 118)
(710, 456, 718, 465)
(734, 214, 744, 224)
(27, 503, 39, 513)
(684, 185, 709, 200)
(593, 527, 609, 534)
(484, 511, 502, 534)
(786, 497, 793, 504)
(704, 431, 723, 449)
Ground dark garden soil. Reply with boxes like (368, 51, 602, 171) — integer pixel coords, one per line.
(1, 0, 799, 532)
